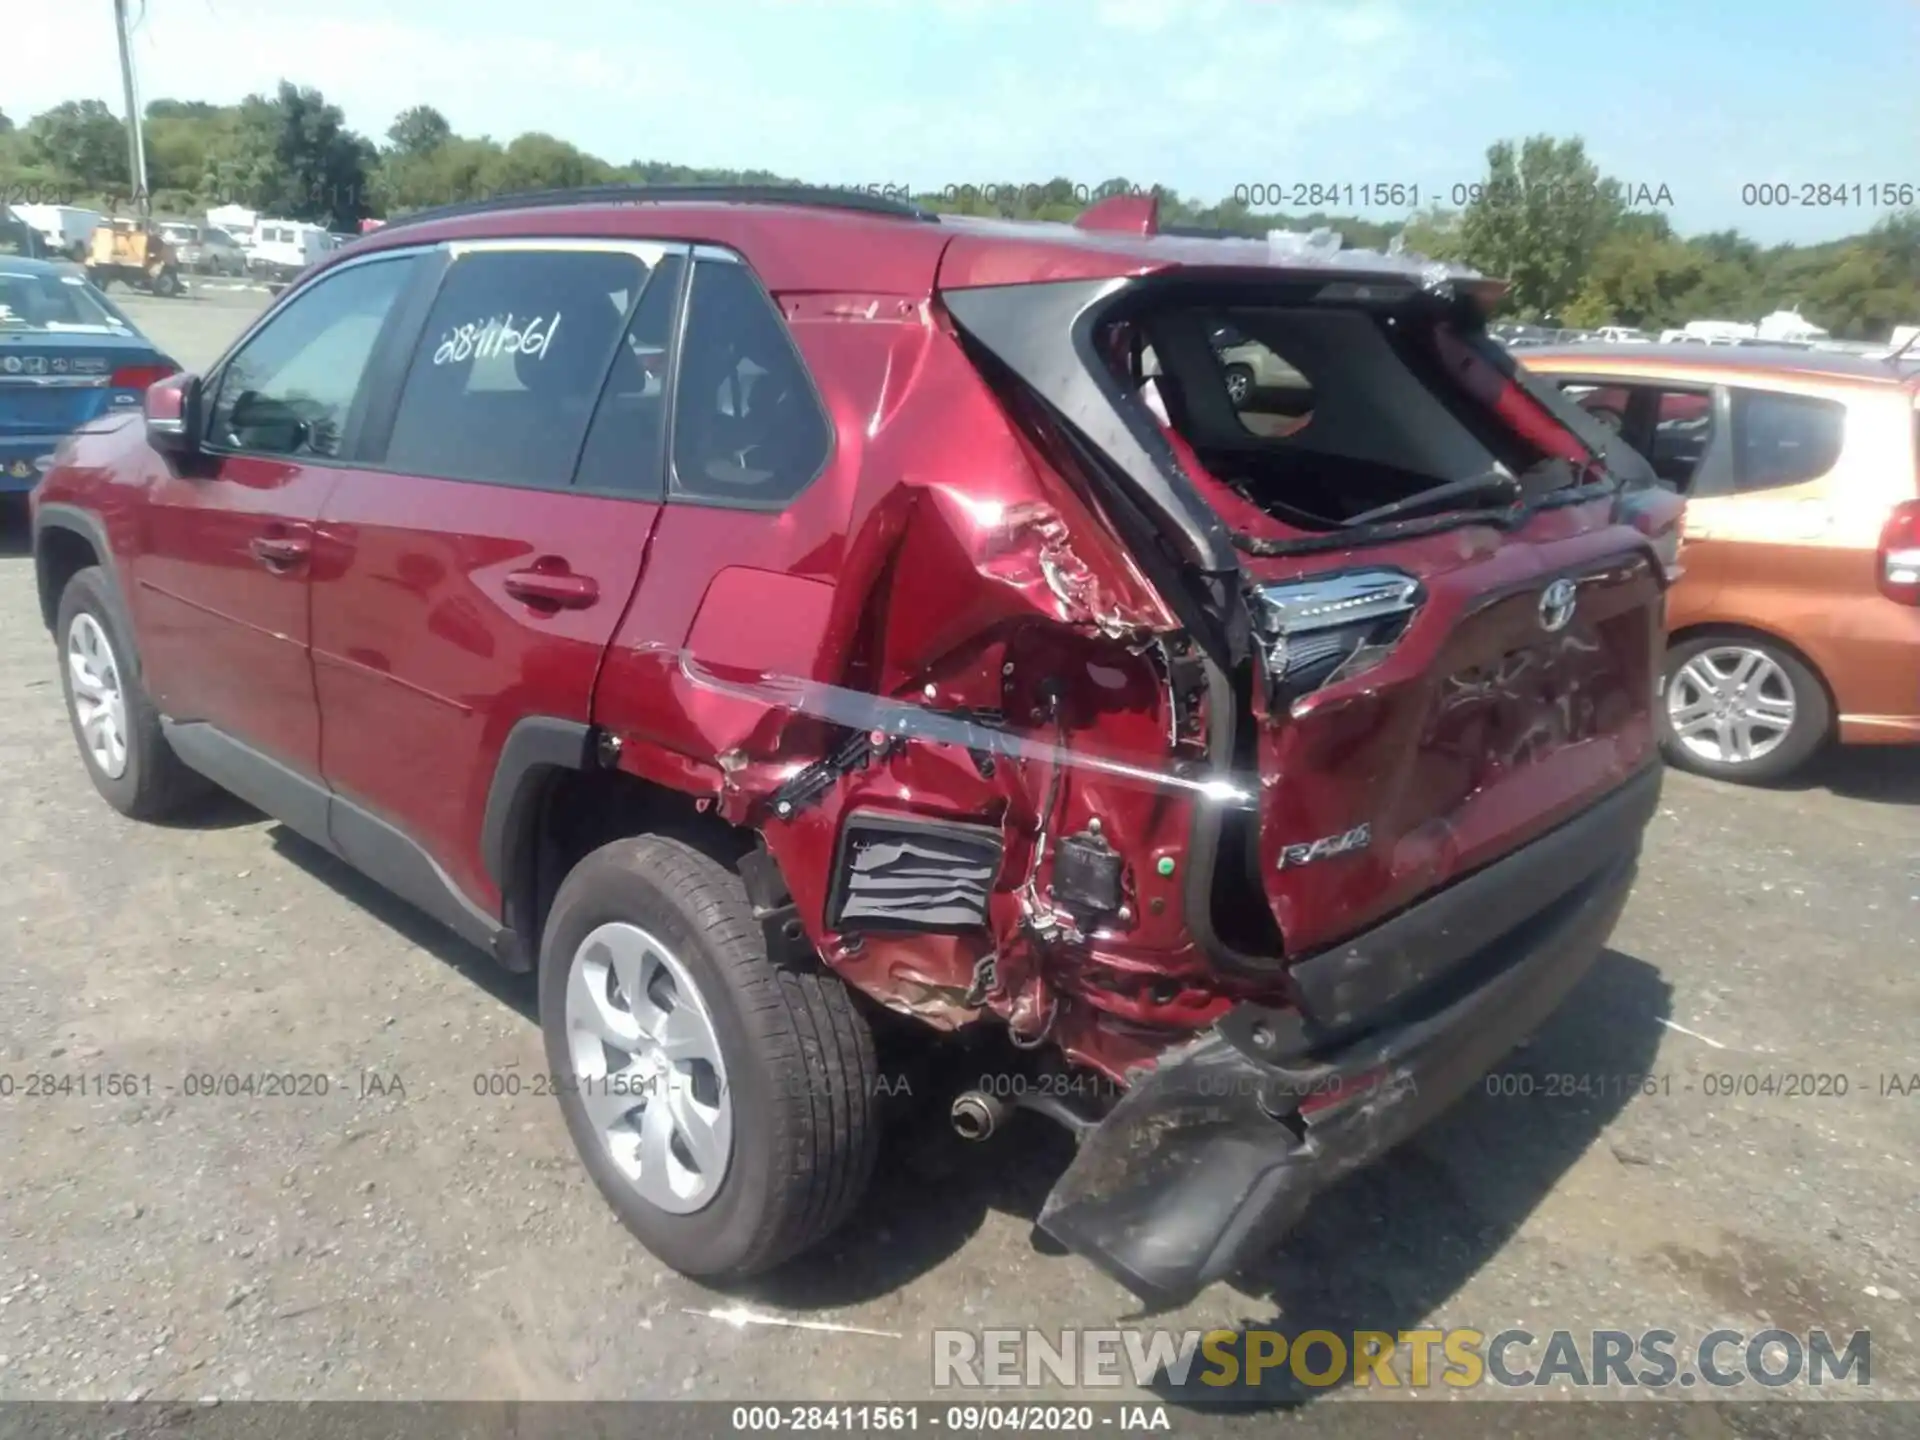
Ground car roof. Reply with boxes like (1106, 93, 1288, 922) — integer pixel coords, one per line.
(1522, 342, 1920, 391)
(327, 185, 1493, 302)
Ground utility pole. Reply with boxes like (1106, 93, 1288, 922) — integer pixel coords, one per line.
(113, 0, 150, 214)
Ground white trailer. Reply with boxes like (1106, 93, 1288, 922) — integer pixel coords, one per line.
(9, 204, 104, 258)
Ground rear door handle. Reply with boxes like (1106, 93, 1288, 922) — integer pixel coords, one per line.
(249, 534, 310, 569)
(502, 566, 600, 609)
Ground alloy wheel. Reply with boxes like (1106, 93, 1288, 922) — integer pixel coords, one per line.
(564, 922, 733, 1214)
(1666, 645, 1797, 766)
(67, 613, 129, 780)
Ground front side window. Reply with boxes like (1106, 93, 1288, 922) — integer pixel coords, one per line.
(209, 255, 417, 459)
(1647, 388, 1715, 488)
(1554, 381, 1631, 433)
(670, 259, 832, 507)
(383, 246, 651, 488)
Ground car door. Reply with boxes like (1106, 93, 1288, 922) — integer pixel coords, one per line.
(587, 246, 845, 804)
(1687, 384, 1859, 631)
(309, 238, 686, 921)
(131, 251, 424, 783)
(1545, 374, 1734, 619)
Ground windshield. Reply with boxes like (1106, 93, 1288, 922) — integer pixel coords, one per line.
(0, 269, 137, 334)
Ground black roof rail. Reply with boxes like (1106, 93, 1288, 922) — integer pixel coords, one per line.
(376, 183, 942, 234)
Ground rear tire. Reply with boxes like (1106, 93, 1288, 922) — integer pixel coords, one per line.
(55, 566, 211, 819)
(539, 835, 879, 1279)
(1658, 633, 1830, 783)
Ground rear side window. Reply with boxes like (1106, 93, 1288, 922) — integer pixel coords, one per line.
(669, 259, 831, 507)
(209, 255, 417, 460)
(384, 247, 650, 489)
(1730, 389, 1845, 492)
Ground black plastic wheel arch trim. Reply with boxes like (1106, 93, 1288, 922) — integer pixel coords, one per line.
(32, 503, 124, 636)
(480, 716, 596, 893)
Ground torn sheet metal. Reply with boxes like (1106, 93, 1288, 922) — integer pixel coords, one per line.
(672, 649, 1257, 810)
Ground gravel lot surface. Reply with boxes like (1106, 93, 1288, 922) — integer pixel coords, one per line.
(0, 288, 1916, 1432)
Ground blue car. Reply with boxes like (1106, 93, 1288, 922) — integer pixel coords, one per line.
(0, 256, 178, 494)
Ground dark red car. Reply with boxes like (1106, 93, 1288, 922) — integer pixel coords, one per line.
(30, 186, 1679, 1304)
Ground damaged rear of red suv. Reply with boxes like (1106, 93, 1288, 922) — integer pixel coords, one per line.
(33, 187, 1676, 1306)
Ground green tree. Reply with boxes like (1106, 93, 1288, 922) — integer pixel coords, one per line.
(385, 105, 451, 160)
(208, 83, 370, 227)
(1801, 214, 1920, 337)
(1458, 136, 1622, 320)
(1565, 233, 1705, 329)
(481, 131, 612, 195)
(22, 99, 129, 193)
(1399, 205, 1467, 263)
(373, 134, 504, 212)
(146, 99, 222, 122)
(146, 103, 238, 200)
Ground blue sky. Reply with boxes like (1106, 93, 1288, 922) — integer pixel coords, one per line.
(14, 0, 1920, 244)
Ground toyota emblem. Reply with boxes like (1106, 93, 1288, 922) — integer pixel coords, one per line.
(1539, 578, 1578, 632)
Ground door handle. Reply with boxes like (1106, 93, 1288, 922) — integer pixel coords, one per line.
(249, 534, 310, 569)
(502, 566, 600, 609)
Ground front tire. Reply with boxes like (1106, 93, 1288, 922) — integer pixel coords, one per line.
(55, 567, 210, 818)
(539, 835, 879, 1279)
(1658, 634, 1830, 783)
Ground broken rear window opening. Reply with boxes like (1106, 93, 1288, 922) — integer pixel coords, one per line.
(1107, 292, 1610, 555)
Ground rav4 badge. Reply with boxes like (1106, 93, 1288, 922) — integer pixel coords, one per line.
(1277, 823, 1372, 869)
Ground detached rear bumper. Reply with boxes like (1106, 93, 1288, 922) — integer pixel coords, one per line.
(1037, 765, 1659, 1307)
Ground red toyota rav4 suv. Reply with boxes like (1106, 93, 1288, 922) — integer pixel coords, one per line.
(31, 186, 1679, 1304)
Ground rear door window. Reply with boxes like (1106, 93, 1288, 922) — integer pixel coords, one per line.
(572, 253, 685, 498)
(383, 246, 655, 489)
(669, 257, 832, 508)
(1647, 388, 1715, 488)
(1730, 389, 1846, 492)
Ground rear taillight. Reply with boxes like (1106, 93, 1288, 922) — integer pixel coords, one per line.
(1879, 500, 1920, 605)
(110, 363, 177, 391)
(1252, 570, 1423, 706)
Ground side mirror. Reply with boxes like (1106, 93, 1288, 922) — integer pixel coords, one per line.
(145, 372, 203, 458)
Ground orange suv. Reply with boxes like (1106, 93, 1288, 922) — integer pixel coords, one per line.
(1524, 344, 1920, 782)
